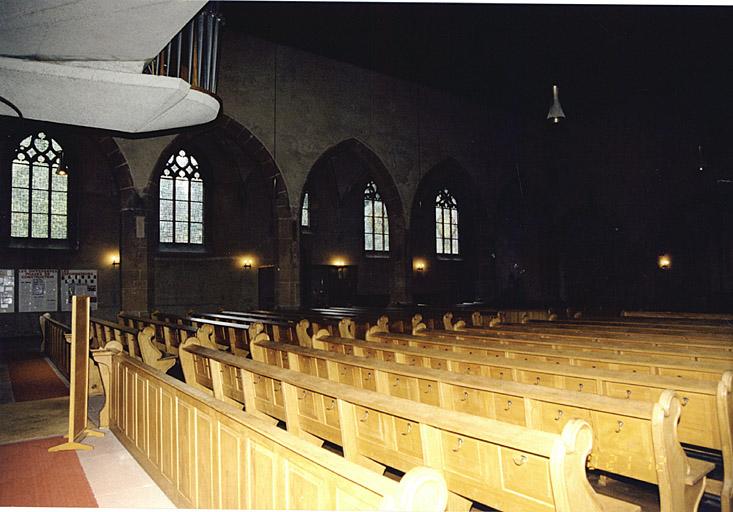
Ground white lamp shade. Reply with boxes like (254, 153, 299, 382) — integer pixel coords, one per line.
(547, 85, 566, 122)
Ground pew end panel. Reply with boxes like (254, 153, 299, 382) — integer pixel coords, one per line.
(717, 371, 733, 512)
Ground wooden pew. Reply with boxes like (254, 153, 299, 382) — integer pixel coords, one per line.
(118, 311, 198, 355)
(193, 311, 299, 343)
(108, 348, 448, 511)
(252, 336, 712, 512)
(538, 317, 733, 334)
(466, 314, 733, 351)
(375, 324, 733, 383)
(307, 330, 733, 511)
(179, 339, 640, 512)
(91, 317, 140, 359)
(136, 325, 176, 374)
(439, 314, 733, 363)
(622, 310, 733, 322)
(477, 317, 733, 345)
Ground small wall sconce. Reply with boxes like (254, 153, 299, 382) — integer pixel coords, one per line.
(658, 253, 672, 271)
(413, 259, 426, 274)
(108, 252, 120, 268)
(241, 257, 253, 270)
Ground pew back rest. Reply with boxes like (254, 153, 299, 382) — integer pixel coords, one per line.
(111, 351, 449, 511)
(182, 342, 639, 512)
(254, 337, 714, 509)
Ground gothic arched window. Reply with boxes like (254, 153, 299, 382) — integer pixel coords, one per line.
(364, 181, 389, 252)
(11, 132, 68, 239)
(435, 189, 459, 255)
(159, 149, 204, 245)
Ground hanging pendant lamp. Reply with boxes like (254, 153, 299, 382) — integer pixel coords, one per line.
(547, 84, 566, 123)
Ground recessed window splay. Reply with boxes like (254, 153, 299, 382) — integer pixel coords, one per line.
(159, 149, 204, 245)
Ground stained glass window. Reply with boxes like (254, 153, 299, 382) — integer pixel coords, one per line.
(435, 189, 459, 255)
(301, 191, 310, 228)
(364, 181, 389, 252)
(159, 149, 204, 245)
(11, 132, 68, 239)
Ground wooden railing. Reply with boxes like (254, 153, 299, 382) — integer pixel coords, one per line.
(40, 314, 71, 380)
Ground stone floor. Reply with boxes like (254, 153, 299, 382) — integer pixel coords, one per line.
(0, 335, 175, 508)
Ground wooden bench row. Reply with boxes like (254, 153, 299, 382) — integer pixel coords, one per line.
(488, 317, 733, 343)
(440, 314, 733, 363)
(250, 335, 711, 512)
(178, 339, 640, 512)
(465, 315, 733, 352)
(310, 325, 733, 511)
(106, 344, 448, 511)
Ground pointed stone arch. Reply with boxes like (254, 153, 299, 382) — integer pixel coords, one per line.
(302, 138, 409, 304)
(144, 115, 299, 309)
(410, 157, 489, 302)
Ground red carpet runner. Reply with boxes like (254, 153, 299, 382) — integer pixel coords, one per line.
(0, 436, 98, 507)
(7, 354, 68, 402)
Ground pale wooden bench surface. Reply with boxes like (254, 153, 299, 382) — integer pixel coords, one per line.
(307, 328, 733, 512)
(91, 317, 140, 358)
(462, 312, 733, 350)
(179, 341, 640, 512)
(253, 337, 712, 512)
(109, 350, 448, 511)
(468, 314, 733, 347)
(372, 328, 732, 382)
(118, 311, 198, 355)
(444, 313, 733, 360)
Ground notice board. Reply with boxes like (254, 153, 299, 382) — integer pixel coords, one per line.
(61, 270, 98, 312)
(18, 269, 57, 312)
(0, 270, 14, 313)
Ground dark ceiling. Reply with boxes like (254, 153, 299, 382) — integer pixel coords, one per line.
(221, 2, 733, 123)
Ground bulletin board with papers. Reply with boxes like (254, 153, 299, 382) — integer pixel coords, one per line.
(0, 270, 14, 313)
(61, 270, 98, 312)
(19, 269, 58, 312)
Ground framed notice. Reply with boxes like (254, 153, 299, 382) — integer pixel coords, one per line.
(19, 269, 58, 312)
(61, 270, 98, 312)
(0, 270, 14, 313)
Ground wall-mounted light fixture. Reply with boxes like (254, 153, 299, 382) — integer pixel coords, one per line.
(241, 256, 254, 270)
(107, 252, 121, 268)
(658, 253, 672, 271)
(413, 259, 426, 274)
(331, 257, 348, 280)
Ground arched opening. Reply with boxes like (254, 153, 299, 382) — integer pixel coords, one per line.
(410, 158, 483, 304)
(299, 139, 407, 306)
(145, 116, 295, 312)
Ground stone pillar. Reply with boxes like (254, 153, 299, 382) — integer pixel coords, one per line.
(120, 200, 151, 314)
(390, 228, 411, 305)
(275, 212, 300, 310)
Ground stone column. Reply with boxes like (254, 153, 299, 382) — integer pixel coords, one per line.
(120, 197, 152, 314)
(275, 213, 300, 310)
